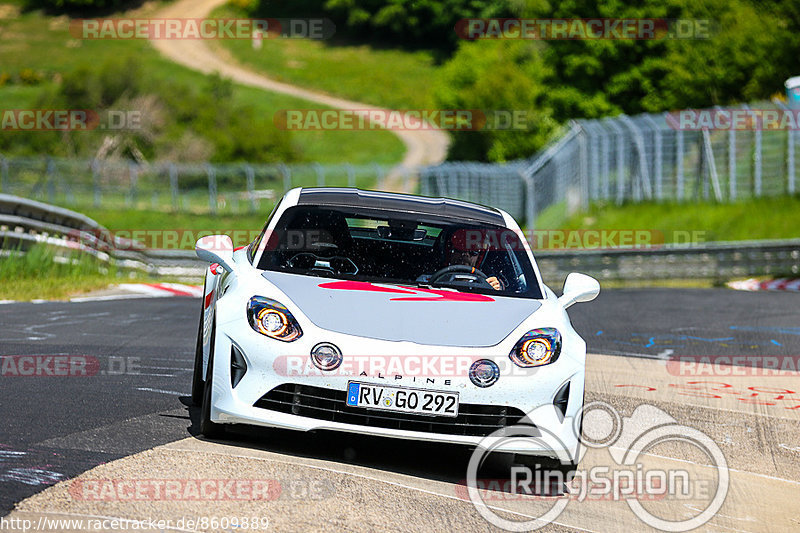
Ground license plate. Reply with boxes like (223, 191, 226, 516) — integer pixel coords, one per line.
(346, 382, 459, 418)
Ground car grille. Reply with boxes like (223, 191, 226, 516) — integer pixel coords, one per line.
(254, 384, 532, 437)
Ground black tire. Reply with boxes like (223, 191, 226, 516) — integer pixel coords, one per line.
(190, 287, 206, 406)
(200, 321, 225, 438)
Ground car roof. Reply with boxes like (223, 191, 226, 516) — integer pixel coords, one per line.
(296, 187, 506, 226)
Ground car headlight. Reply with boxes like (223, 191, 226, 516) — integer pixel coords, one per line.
(247, 296, 303, 341)
(509, 328, 561, 367)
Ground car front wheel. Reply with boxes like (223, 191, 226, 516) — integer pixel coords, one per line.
(200, 320, 225, 438)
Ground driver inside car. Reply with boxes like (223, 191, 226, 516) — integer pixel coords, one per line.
(445, 247, 502, 290)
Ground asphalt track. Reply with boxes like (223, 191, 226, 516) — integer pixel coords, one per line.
(1, 289, 799, 531)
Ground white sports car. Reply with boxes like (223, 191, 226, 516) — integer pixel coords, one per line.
(192, 187, 599, 464)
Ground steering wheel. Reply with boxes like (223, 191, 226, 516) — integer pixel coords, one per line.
(429, 264, 494, 290)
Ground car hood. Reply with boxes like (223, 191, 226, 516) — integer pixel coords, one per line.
(261, 271, 540, 347)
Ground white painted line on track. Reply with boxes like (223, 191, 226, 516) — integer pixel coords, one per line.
(136, 387, 187, 396)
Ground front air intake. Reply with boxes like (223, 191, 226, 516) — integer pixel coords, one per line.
(230, 346, 247, 388)
(553, 382, 570, 421)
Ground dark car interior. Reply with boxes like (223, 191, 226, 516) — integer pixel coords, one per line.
(257, 206, 542, 298)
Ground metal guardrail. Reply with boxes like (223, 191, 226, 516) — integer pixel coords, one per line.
(0, 194, 203, 279)
(535, 239, 800, 288)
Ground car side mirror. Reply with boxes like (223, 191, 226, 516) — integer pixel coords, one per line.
(558, 273, 600, 309)
(196, 234, 236, 274)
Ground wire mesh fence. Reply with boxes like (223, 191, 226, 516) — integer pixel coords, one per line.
(4, 101, 798, 224)
(420, 100, 800, 228)
(0, 157, 394, 215)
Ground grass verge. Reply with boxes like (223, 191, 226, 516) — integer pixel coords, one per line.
(0, 2, 404, 164)
(210, 5, 439, 110)
(81, 207, 270, 249)
(0, 244, 152, 300)
(556, 196, 800, 243)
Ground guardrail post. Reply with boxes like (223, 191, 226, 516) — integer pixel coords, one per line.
(245, 165, 256, 213)
(314, 163, 325, 187)
(169, 164, 179, 211)
(280, 164, 291, 193)
(207, 164, 217, 215)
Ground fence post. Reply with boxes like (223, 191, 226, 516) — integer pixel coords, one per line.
(643, 114, 663, 200)
(91, 160, 101, 208)
(313, 163, 325, 187)
(46, 157, 56, 203)
(578, 127, 589, 211)
(743, 104, 762, 197)
(728, 125, 737, 200)
(776, 101, 795, 195)
(127, 163, 138, 207)
(522, 171, 536, 231)
(346, 164, 355, 188)
(789, 127, 796, 195)
(281, 164, 291, 193)
(620, 115, 653, 201)
(374, 164, 385, 190)
(169, 164, 179, 211)
(600, 130, 610, 200)
(604, 119, 626, 205)
(245, 165, 256, 213)
(0, 155, 8, 194)
(754, 127, 763, 196)
(207, 164, 217, 215)
(701, 128, 723, 201)
(676, 128, 684, 201)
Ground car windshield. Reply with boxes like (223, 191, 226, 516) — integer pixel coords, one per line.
(255, 206, 543, 299)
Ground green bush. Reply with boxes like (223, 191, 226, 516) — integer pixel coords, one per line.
(251, 0, 510, 50)
(436, 0, 800, 160)
(0, 57, 297, 163)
